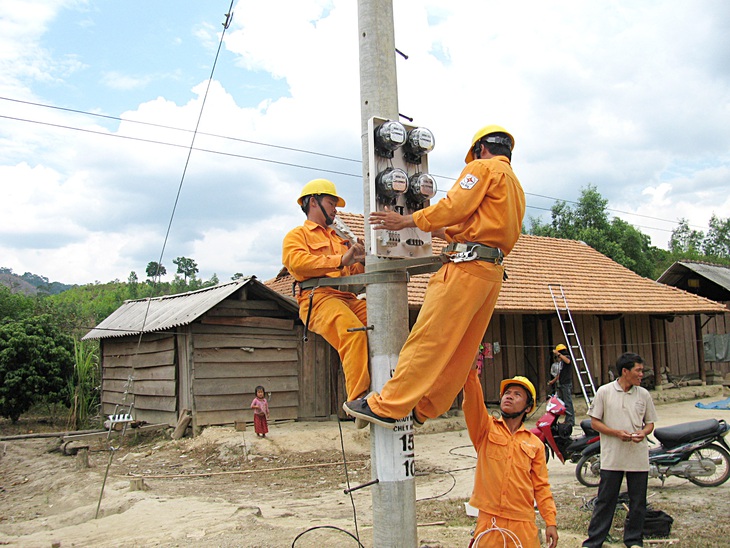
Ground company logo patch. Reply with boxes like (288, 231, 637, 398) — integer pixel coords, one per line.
(459, 174, 479, 190)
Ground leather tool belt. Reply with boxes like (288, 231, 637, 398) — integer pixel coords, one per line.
(443, 242, 504, 264)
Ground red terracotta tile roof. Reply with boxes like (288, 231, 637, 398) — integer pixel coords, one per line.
(266, 213, 726, 315)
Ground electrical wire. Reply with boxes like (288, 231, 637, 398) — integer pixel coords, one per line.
(0, 114, 359, 179)
(138, 0, 234, 336)
(0, 98, 709, 234)
(291, 525, 365, 548)
(0, 96, 361, 164)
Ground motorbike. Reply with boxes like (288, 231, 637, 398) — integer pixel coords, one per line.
(575, 418, 730, 488)
(530, 394, 600, 464)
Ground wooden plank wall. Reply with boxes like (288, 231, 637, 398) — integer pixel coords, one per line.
(101, 333, 177, 425)
(663, 304, 730, 379)
(299, 328, 335, 419)
(623, 315, 654, 364)
(664, 315, 701, 379)
(700, 305, 730, 376)
(598, 317, 623, 384)
(191, 317, 300, 426)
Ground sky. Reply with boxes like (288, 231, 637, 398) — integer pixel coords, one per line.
(1, 0, 729, 286)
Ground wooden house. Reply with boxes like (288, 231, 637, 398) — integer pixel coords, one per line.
(83, 277, 339, 428)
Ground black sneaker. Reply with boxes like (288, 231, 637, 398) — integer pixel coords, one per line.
(343, 398, 396, 430)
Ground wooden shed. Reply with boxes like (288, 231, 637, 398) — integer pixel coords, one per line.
(83, 278, 339, 428)
(657, 261, 730, 377)
(268, 213, 728, 405)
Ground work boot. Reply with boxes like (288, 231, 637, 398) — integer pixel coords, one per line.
(351, 392, 374, 429)
(343, 398, 396, 430)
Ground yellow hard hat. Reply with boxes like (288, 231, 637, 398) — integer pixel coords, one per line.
(554, 344, 567, 352)
(500, 375, 537, 413)
(465, 124, 515, 163)
(297, 178, 346, 207)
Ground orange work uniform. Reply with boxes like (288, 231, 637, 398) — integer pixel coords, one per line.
(368, 156, 525, 420)
(463, 370, 557, 547)
(282, 219, 369, 401)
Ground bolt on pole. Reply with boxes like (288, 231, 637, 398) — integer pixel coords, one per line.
(358, 1, 417, 547)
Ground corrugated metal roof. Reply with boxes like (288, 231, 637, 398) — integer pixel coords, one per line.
(658, 261, 730, 292)
(266, 213, 728, 316)
(83, 277, 297, 340)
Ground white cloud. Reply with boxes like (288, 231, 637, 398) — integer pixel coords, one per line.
(1, 0, 729, 285)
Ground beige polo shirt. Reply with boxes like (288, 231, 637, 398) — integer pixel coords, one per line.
(588, 380, 657, 472)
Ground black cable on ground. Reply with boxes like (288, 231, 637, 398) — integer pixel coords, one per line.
(337, 415, 361, 540)
(291, 525, 366, 548)
(416, 469, 457, 502)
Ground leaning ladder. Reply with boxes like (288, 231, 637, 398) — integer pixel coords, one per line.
(548, 284, 596, 407)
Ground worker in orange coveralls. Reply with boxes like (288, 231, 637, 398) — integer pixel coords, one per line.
(464, 366, 559, 548)
(344, 125, 526, 428)
(282, 179, 369, 402)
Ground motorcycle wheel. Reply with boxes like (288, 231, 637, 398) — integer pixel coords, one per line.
(686, 443, 730, 487)
(575, 453, 601, 487)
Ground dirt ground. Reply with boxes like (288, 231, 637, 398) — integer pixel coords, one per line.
(1, 385, 729, 548)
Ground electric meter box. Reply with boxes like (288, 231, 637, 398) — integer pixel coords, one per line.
(368, 115, 438, 259)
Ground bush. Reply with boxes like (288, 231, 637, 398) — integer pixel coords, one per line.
(0, 315, 74, 422)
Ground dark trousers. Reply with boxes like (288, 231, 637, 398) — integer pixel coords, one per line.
(557, 382, 574, 427)
(583, 469, 648, 548)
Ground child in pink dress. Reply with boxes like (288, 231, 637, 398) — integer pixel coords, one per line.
(250, 386, 270, 437)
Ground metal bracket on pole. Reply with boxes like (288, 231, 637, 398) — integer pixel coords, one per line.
(299, 269, 409, 292)
(343, 478, 380, 494)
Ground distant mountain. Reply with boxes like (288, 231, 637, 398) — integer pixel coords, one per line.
(0, 267, 75, 296)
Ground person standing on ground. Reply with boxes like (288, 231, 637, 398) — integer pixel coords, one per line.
(582, 352, 657, 548)
(463, 364, 559, 547)
(250, 385, 270, 438)
(282, 179, 369, 402)
(344, 125, 525, 428)
(553, 343, 574, 427)
(547, 350, 562, 397)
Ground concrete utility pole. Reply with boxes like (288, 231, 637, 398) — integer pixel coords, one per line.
(358, 1, 417, 547)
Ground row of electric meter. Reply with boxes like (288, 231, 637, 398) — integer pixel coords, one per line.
(372, 120, 437, 210)
(368, 116, 438, 259)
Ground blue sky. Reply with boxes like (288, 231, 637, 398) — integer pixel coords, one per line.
(1, 0, 729, 285)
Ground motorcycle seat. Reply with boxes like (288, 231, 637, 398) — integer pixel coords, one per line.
(580, 418, 598, 437)
(653, 418, 722, 449)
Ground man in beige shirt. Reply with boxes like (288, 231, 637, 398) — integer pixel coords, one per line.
(583, 352, 657, 548)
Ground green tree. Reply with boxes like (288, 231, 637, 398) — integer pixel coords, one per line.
(528, 185, 659, 278)
(0, 285, 33, 321)
(231, 272, 244, 280)
(173, 257, 199, 282)
(703, 214, 730, 258)
(669, 218, 704, 255)
(145, 261, 167, 280)
(127, 271, 139, 299)
(0, 315, 74, 422)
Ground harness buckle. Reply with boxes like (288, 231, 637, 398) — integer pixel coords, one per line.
(450, 245, 478, 263)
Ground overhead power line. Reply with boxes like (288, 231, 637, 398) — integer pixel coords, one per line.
(0, 100, 708, 234)
(0, 95, 360, 164)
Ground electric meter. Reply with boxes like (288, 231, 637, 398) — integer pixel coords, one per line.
(406, 172, 437, 205)
(374, 120, 407, 158)
(367, 115, 435, 259)
(376, 167, 409, 205)
(403, 127, 435, 163)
